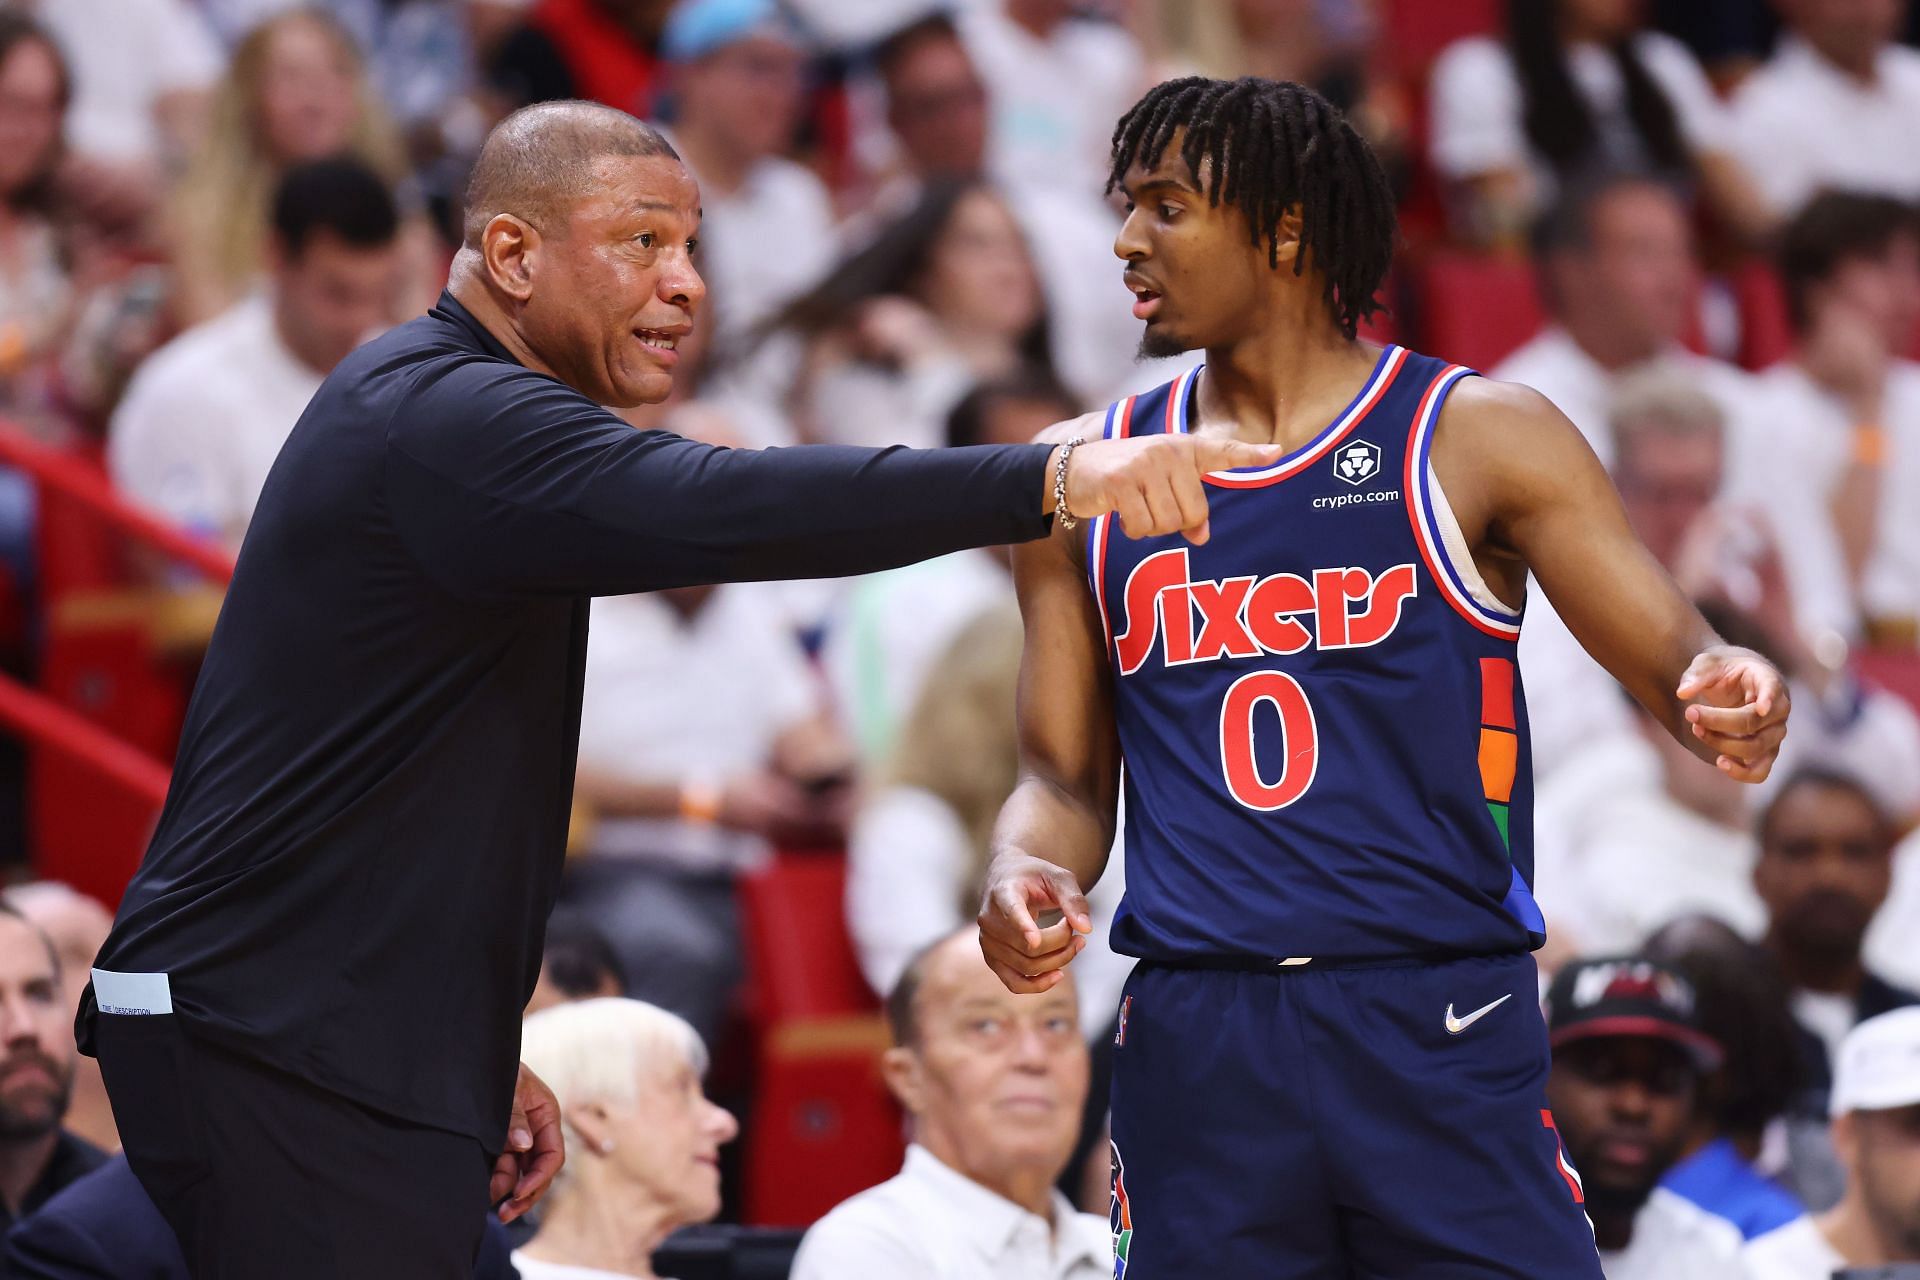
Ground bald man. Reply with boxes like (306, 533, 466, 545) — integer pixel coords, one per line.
(75, 102, 1276, 1279)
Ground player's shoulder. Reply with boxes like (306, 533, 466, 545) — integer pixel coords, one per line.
(1436, 373, 1568, 435)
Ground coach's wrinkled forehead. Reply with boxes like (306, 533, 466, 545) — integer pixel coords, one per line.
(462, 100, 689, 247)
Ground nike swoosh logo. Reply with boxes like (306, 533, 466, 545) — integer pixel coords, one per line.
(1444, 993, 1514, 1035)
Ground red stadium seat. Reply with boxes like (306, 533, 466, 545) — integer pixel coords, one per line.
(1412, 250, 1545, 371)
(736, 852, 905, 1226)
(1383, 0, 1503, 75)
(1732, 261, 1795, 371)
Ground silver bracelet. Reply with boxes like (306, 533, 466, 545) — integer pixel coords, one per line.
(1053, 435, 1084, 531)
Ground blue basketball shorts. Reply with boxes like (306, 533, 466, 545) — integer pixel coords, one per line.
(1107, 952, 1603, 1278)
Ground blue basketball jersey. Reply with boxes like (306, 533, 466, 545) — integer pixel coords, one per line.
(1089, 345, 1547, 962)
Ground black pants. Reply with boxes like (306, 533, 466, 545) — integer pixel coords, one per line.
(94, 1012, 495, 1280)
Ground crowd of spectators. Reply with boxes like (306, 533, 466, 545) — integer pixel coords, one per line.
(0, 0, 1915, 1275)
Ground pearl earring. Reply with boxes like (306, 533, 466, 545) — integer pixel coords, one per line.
(601, 1140, 616, 1155)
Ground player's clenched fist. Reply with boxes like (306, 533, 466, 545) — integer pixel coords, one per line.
(1054, 434, 1288, 545)
(977, 851, 1094, 994)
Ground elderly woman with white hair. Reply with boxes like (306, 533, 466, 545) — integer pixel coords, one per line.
(512, 998, 739, 1280)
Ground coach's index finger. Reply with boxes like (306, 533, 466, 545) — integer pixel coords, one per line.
(1188, 436, 1288, 475)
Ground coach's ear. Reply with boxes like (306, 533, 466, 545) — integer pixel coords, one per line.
(482, 213, 541, 303)
(880, 1045, 927, 1116)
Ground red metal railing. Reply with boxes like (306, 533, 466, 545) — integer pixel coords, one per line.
(0, 425, 235, 884)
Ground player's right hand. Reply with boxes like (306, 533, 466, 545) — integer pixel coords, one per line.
(1059, 434, 1289, 545)
(977, 852, 1093, 994)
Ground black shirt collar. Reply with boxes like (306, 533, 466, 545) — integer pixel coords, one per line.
(430, 291, 525, 368)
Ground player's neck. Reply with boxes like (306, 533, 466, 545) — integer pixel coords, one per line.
(1821, 1194, 1898, 1266)
(1767, 932, 1866, 997)
(1199, 319, 1378, 453)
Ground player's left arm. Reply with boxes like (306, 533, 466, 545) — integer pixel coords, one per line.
(1432, 377, 1790, 782)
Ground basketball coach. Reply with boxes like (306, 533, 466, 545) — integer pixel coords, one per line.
(74, 102, 1276, 1278)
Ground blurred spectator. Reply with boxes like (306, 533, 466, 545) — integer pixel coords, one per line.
(1755, 771, 1918, 1104)
(1542, 957, 1745, 1279)
(1743, 1008, 1920, 1278)
(870, 13, 989, 190)
(17, 0, 218, 232)
(1642, 916, 1808, 1239)
(529, 0, 672, 116)
(1429, 0, 1769, 249)
(861, 13, 1138, 403)
(2, 885, 113, 1154)
(564, 580, 851, 1045)
(1497, 172, 1761, 474)
(525, 910, 628, 1017)
(842, 602, 1129, 1039)
(773, 178, 1054, 450)
(165, 9, 421, 326)
(110, 158, 403, 553)
(1521, 366, 1920, 802)
(512, 998, 738, 1280)
(1728, 0, 1920, 218)
(958, 0, 1145, 203)
(790, 929, 1110, 1279)
(1146, 0, 1407, 180)
(1760, 191, 1920, 648)
(0, 905, 103, 1234)
(822, 372, 1073, 766)
(4, 1151, 522, 1277)
(0, 14, 78, 426)
(1535, 703, 1764, 975)
(658, 0, 836, 348)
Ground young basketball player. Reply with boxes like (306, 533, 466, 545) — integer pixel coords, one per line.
(977, 77, 1791, 1277)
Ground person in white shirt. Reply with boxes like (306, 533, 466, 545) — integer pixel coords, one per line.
(512, 997, 739, 1280)
(1744, 1008, 1920, 1278)
(1728, 0, 1920, 219)
(857, 13, 1144, 405)
(1495, 172, 1764, 475)
(19, 0, 219, 224)
(1427, 0, 1768, 248)
(108, 158, 404, 552)
(959, 0, 1145, 203)
(567, 579, 853, 1044)
(791, 928, 1113, 1280)
(656, 0, 837, 349)
(1543, 957, 1748, 1280)
(1522, 364, 1920, 795)
(1761, 191, 1920, 647)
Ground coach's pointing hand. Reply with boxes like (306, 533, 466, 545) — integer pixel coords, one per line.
(978, 852, 1094, 994)
(494, 1062, 565, 1223)
(1053, 434, 1288, 545)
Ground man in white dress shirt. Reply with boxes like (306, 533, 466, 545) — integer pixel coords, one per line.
(790, 928, 1111, 1280)
(1744, 1007, 1920, 1278)
(109, 159, 403, 551)
(1728, 0, 1920, 218)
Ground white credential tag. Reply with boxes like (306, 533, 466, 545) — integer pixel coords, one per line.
(91, 968, 173, 1015)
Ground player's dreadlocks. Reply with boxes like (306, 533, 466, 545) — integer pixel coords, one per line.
(1107, 77, 1396, 339)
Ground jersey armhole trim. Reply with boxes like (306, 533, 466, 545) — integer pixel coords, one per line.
(1404, 366, 1524, 640)
(1088, 395, 1137, 661)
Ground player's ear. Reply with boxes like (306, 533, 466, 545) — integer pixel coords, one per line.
(482, 213, 540, 303)
(880, 1045, 927, 1115)
(1270, 204, 1305, 269)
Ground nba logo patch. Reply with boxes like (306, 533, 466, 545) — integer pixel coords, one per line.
(1334, 439, 1380, 485)
(1114, 995, 1132, 1047)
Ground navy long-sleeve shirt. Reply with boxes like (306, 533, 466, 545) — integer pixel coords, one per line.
(78, 292, 1053, 1146)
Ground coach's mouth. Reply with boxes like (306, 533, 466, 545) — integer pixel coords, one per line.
(633, 327, 685, 366)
